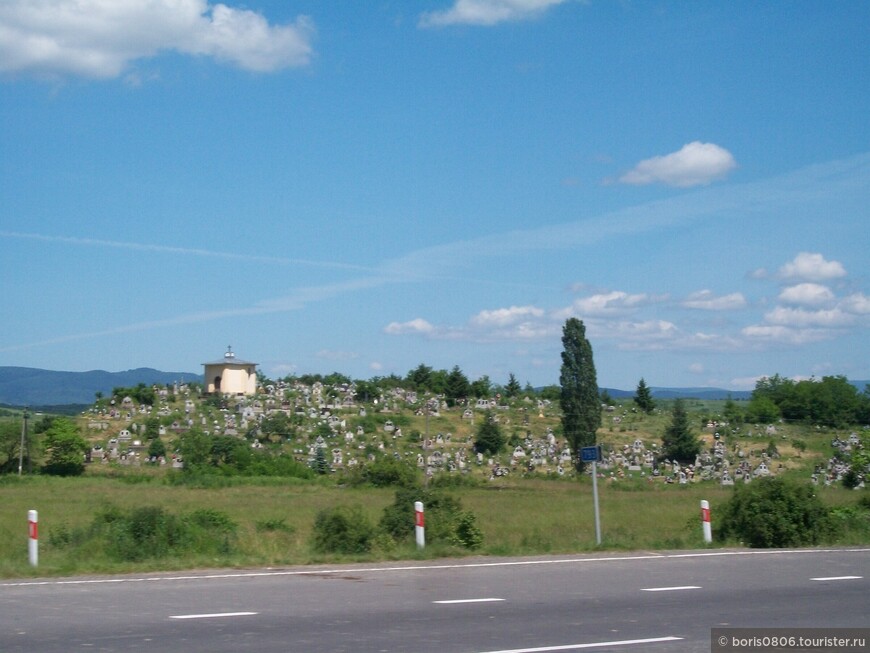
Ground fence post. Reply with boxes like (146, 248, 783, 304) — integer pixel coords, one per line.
(28, 510, 38, 567)
(414, 501, 425, 549)
(700, 500, 712, 544)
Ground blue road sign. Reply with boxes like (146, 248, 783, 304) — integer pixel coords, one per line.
(581, 446, 600, 463)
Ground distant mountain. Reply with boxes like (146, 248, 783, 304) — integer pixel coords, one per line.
(601, 387, 753, 401)
(0, 366, 202, 407)
(603, 380, 868, 402)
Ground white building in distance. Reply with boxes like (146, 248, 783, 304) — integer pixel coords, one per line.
(202, 346, 258, 396)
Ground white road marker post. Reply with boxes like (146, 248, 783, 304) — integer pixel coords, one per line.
(414, 501, 425, 549)
(28, 510, 38, 567)
(700, 500, 712, 544)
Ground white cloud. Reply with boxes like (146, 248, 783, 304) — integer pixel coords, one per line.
(419, 0, 566, 28)
(315, 349, 359, 361)
(763, 306, 855, 328)
(0, 0, 314, 78)
(777, 283, 835, 308)
(605, 319, 680, 347)
(619, 142, 737, 188)
(777, 252, 846, 282)
(269, 362, 297, 377)
(741, 324, 831, 345)
(470, 305, 544, 327)
(688, 362, 704, 374)
(729, 375, 764, 391)
(384, 318, 436, 335)
(682, 290, 747, 311)
(559, 291, 650, 318)
(841, 292, 870, 315)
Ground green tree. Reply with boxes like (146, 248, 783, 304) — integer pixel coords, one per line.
(324, 371, 352, 387)
(42, 417, 88, 476)
(353, 379, 379, 404)
(148, 437, 167, 461)
(470, 375, 491, 398)
(177, 429, 212, 471)
(660, 399, 701, 464)
(473, 411, 505, 455)
(559, 318, 601, 471)
(312, 446, 329, 475)
(445, 366, 470, 407)
(539, 385, 561, 401)
(804, 376, 864, 427)
(746, 395, 780, 423)
(505, 373, 521, 398)
(143, 417, 160, 440)
(633, 378, 656, 414)
(406, 364, 434, 391)
(752, 374, 796, 406)
(113, 383, 156, 406)
(0, 420, 24, 473)
(258, 412, 293, 441)
(0, 416, 36, 474)
(723, 395, 744, 425)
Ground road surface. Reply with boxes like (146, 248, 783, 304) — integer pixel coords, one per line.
(0, 548, 867, 652)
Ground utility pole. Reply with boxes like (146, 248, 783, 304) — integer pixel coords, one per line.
(18, 409, 28, 476)
(423, 404, 430, 487)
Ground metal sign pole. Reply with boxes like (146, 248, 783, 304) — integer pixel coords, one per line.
(592, 459, 601, 545)
(581, 445, 602, 546)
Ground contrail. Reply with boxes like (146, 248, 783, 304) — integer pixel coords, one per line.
(0, 230, 375, 273)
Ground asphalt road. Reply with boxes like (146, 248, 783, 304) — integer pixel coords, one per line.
(0, 548, 867, 653)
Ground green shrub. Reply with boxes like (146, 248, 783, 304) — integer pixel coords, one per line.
(311, 505, 376, 554)
(103, 506, 189, 561)
(451, 512, 483, 550)
(359, 457, 418, 488)
(256, 517, 295, 533)
(379, 486, 484, 549)
(717, 478, 835, 548)
(50, 505, 238, 562)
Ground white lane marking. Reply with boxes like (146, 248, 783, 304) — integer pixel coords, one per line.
(641, 585, 701, 592)
(434, 598, 505, 604)
(810, 576, 862, 581)
(170, 611, 257, 620)
(478, 635, 683, 653)
(3, 548, 868, 588)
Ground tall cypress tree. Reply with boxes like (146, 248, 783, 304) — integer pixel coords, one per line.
(559, 318, 601, 471)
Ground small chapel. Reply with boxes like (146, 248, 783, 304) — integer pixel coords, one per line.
(202, 346, 258, 396)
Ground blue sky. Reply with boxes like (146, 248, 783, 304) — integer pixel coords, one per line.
(1, 0, 868, 391)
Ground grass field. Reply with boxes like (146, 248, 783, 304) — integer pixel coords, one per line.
(1, 472, 866, 579)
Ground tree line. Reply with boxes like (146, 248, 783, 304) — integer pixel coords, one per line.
(741, 374, 870, 428)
